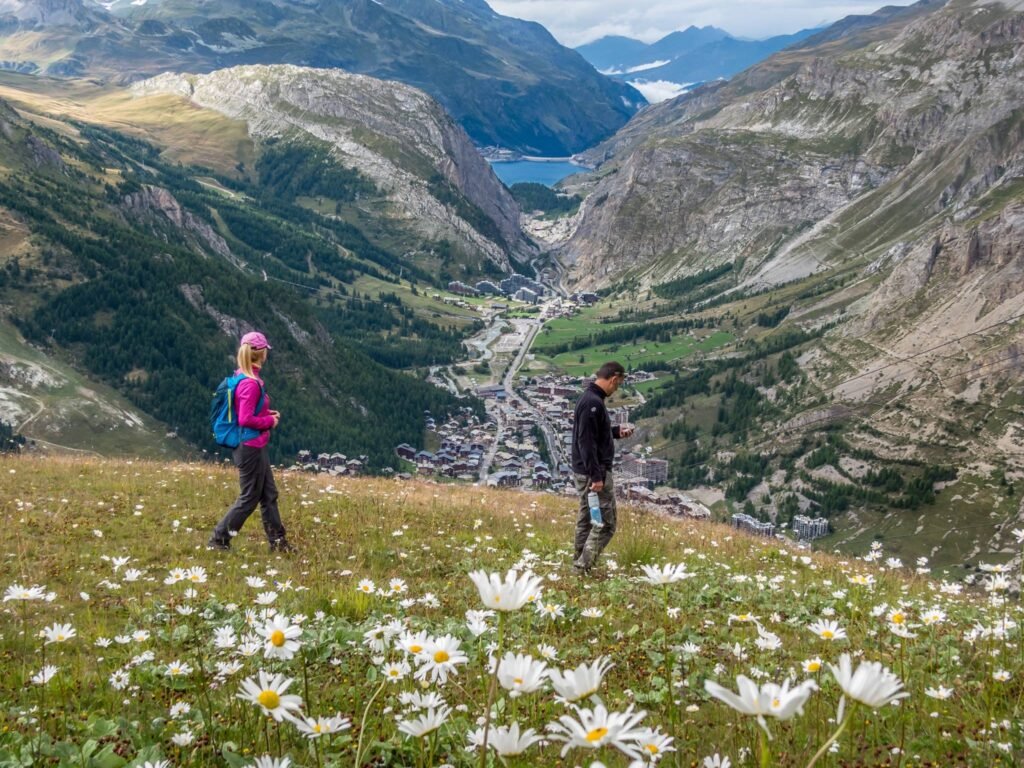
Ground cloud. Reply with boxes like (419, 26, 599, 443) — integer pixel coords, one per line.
(627, 79, 694, 103)
(488, 0, 920, 47)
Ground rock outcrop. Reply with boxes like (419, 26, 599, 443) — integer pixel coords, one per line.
(121, 185, 235, 263)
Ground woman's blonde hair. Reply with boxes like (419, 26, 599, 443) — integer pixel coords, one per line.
(237, 343, 268, 378)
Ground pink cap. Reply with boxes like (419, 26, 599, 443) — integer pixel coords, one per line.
(240, 331, 272, 350)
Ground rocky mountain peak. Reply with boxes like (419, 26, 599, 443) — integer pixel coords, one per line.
(0, 0, 105, 28)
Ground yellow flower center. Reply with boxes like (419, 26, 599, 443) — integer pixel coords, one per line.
(257, 690, 280, 709)
(891, 613, 905, 624)
(513, 677, 524, 686)
(409, 645, 423, 654)
(646, 744, 659, 754)
(772, 698, 781, 709)
(313, 723, 322, 733)
(586, 727, 608, 743)
(56, 634, 65, 641)
(493, 596, 501, 603)
(434, 650, 449, 664)
(807, 662, 821, 672)
(389, 669, 400, 677)
(361, 586, 371, 592)
(270, 630, 286, 647)
(821, 630, 834, 639)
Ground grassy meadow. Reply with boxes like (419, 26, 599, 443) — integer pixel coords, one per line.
(1, 455, 1022, 767)
(531, 304, 735, 377)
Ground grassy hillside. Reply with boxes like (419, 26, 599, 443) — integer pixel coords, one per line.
(0, 456, 1020, 766)
(0, 92, 482, 466)
(0, 321, 185, 458)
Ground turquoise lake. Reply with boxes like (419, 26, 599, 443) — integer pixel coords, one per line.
(488, 160, 585, 187)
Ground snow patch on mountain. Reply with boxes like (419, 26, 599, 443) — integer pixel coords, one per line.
(599, 60, 671, 76)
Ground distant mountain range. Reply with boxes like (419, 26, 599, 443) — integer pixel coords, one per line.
(576, 24, 819, 100)
(0, 0, 644, 155)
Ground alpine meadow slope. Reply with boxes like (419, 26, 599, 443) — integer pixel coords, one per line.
(2, 455, 1024, 765)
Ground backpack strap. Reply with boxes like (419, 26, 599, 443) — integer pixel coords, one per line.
(235, 374, 267, 419)
(253, 382, 266, 418)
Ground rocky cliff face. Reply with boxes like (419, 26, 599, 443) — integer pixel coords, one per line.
(121, 184, 237, 263)
(562, 0, 1023, 291)
(133, 65, 531, 268)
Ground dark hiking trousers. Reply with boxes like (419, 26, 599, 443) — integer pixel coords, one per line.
(573, 471, 617, 570)
(211, 446, 286, 546)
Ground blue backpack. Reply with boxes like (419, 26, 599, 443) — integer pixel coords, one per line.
(211, 373, 266, 448)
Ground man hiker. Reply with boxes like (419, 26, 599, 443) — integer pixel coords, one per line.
(572, 361, 633, 573)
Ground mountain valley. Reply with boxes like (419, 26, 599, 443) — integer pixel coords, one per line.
(518, 0, 1024, 567)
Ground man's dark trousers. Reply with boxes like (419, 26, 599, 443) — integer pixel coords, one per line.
(574, 471, 617, 570)
(212, 445, 286, 545)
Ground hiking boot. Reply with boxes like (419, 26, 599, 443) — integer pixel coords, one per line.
(206, 538, 230, 551)
(269, 539, 294, 554)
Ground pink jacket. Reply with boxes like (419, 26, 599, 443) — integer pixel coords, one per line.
(235, 368, 274, 448)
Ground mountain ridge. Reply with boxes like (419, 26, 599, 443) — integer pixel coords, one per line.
(517, 0, 1024, 553)
(575, 24, 819, 90)
(131, 64, 532, 268)
(0, 0, 645, 155)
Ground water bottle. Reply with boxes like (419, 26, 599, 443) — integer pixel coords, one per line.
(588, 491, 603, 527)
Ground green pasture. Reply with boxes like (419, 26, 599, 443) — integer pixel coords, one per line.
(536, 330, 735, 376)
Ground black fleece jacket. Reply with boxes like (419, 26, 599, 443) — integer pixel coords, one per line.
(571, 382, 622, 482)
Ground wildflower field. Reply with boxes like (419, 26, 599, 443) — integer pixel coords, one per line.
(1, 456, 1022, 768)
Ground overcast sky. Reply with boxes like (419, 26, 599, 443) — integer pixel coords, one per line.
(487, 1, 921, 47)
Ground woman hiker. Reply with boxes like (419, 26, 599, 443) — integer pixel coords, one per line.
(208, 331, 293, 553)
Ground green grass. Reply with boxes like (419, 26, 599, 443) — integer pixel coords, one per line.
(0, 322, 184, 459)
(531, 305, 615, 352)
(350, 275, 482, 331)
(0, 456, 1021, 767)
(537, 330, 735, 377)
(0, 74, 256, 176)
(828, 472, 1021, 574)
(633, 376, 673, 395)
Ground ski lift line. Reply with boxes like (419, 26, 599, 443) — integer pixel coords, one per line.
(646, 340, 1024, 463)
(624, 360, 1024, 490)
(263, 274, 323, 293)
(961, 354, 1024, 383)
(640, 322, 1024, 450)
(821, 346, 1024, 403)
(619, 374, 1024, 481)
(825, 309, 1024, 392)
(649, 395, 898, 459)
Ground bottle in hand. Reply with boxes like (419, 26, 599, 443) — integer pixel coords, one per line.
(588, 491, 603, 527)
